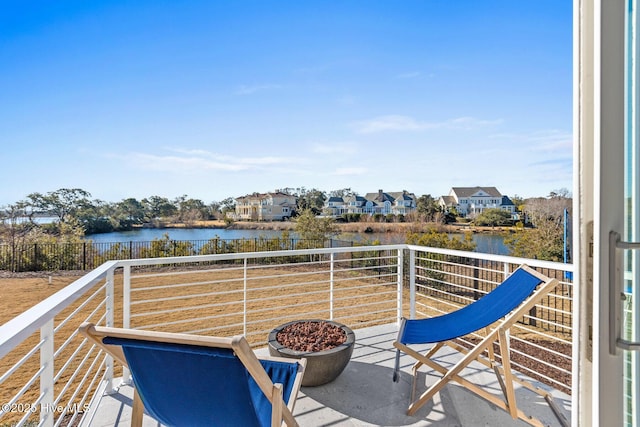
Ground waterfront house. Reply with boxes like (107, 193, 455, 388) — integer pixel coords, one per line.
(324, 189, 417, 217)
(233, 191, 297, 221)
(363, 190, 417, 215)
(324, 195, 352, 215)
(438, 186, 516, 217)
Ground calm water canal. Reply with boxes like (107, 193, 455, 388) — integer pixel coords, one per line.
(86, 227, 510, 255)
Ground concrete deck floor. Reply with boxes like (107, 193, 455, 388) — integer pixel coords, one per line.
(80, 323, 571, 427)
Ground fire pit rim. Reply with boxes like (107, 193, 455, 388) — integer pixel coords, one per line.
(267, 319, 356, 356)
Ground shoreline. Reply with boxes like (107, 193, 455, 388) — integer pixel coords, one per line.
(150, 220, 517, 235)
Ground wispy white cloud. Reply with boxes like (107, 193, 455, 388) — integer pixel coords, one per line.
(491, 130, 572, 152)
(530, 157, 573, 167)
(333, 167, 368, 175)
(235, 84, 283, 95)
(396, 71, 421, 79)
(445, 117, 504, 130)
(528, 130, 572, 151)
(528, 157, 573, 186)
(128, 153, 245, 172)
(353, 115, 424, 133)
(311, 143, 357, 155)
(166, 147, 298, 165)
(122, 148, 301, 173)
(352, 115, 503, 134)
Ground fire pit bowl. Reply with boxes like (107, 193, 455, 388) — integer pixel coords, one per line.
(267, 319, 355, 387)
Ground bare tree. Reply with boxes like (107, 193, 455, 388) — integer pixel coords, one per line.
(505, 190, 572, 261)
(329, 188, 358, 198)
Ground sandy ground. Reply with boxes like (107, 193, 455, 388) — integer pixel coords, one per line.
(0, 275, 81, 325)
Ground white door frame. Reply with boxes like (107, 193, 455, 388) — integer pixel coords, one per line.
(575, 0, 627, 425)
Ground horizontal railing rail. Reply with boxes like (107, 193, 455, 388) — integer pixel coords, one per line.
(0, 244, 574, 426)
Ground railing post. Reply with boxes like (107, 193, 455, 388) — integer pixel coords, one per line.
(123, 265, 131, 329)
(40, 319, 54, 427)
(527, 266, 538, 327)
(397, 249, 404, 324)
(122, 265, 131, 384)
(473, 258, 480, 300)
(329, 252, 335, 320)
(105, 267, 115, 393)
(243, 258, 248, 336)
(82, 242, 86, 271)
(410, 248, 416, 320)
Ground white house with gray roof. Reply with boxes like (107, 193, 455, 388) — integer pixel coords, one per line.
(438, 186, 515, 217)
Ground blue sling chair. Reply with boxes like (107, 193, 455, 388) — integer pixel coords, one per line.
(393, 265, 565, 426)
(79, 323, 306, 427)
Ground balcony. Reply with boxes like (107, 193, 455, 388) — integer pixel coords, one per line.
(0, 245, 573, 426)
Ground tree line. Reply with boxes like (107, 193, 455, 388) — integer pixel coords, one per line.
(0, 187, 573, 263)
(0, 187, 448, 235)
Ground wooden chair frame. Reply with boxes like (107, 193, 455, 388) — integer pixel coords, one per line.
(80, 323, 306, 427)
(393, 265, 567, 427)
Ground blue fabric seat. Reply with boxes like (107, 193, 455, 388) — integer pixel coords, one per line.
(397, 267, 544, 346)
(392, 265, 560, 425)
(102, 338, 300, 427)
(79, 324, 306, 427)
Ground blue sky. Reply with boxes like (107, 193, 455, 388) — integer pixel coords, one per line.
(0, 1, 572, 206)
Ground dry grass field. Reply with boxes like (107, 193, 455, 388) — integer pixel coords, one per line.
(0, 265, 403, 425)
(0, 275, 82, 326)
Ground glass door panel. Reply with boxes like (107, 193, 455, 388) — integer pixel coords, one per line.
(624, 0, 640, 424)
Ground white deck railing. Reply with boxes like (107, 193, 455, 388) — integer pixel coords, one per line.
(0, 245, 573, 427)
